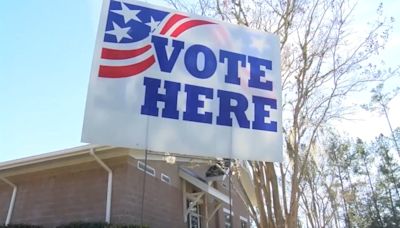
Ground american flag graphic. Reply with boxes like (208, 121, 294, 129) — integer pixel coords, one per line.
(99, 0, 215, 78)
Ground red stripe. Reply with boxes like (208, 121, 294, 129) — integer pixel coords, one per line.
(160, 14, 188, 35)
(98, 55, 155, 78)
(171, 20, 215, 37)
(101, 45, 151, 60)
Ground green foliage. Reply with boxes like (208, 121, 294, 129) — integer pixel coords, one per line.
(315, 130, 400, 228)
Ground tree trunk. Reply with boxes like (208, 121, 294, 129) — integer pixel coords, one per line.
(362, 154, 383, 224)
(267, 163, 285, 228)
(337, 166, 352, 228)
(253, 162, 268, 227)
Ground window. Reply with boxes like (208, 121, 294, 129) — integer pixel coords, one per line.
(224, 208, 233, 228)
(187, 200, 201, 228)
(137, 161, 155, 176)
(240, 216, 248, 228)
(161, 173, 171, 184)
(224, 213, 232, 228)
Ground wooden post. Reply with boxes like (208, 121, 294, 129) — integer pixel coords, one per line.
(182, 180, 187, 223)
(204, 194, 209, 228)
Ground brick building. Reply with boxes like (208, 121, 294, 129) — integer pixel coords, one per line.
(0, 145, 252, 227)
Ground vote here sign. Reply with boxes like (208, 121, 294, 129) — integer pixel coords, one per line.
(82, 0, 282, 161)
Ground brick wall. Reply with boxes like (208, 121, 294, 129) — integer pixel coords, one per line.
(215, 175, 251, 228)
(5, 161, 109, 226)
(0, 182, 13, 223)
(0, 154, 250, 228)
(115, 157, 186, 228)
(0, 156, 186, 227)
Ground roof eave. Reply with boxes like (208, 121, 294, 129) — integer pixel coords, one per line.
(0, 144, 110, 172)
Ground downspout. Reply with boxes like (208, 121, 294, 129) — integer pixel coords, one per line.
(1, 177, 17, 226)
(90, 148, 112, 223)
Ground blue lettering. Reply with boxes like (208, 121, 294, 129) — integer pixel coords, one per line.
(140, 77, 180, 119)
(140, 77, 278, 132)
(185, 45, 217, 79)
(183, 84, 213, 124)
(151, 36, 184, 73)
(248, 56, 273, 91)
(252, 96, 277, 132)
(220, 50, 246, 85)
(216, 90, 250, 129)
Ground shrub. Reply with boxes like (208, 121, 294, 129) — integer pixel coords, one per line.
(56, 222, 108, 228)
(55, 222, 148, 228)
(0, 225, 43, 228)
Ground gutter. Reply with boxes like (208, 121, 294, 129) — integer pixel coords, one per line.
(0, 145, 110, 172)
(90, 148, 112, 223)
(1, 177, 17, 226)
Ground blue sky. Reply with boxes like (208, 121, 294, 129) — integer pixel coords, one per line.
(0, 0, 102, 161)
(0, 0, 399, 162)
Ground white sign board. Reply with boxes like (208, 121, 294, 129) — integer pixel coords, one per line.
(82, 0, 282, 161)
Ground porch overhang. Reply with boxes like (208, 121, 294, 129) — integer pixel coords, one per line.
(179, 167, 229, 204)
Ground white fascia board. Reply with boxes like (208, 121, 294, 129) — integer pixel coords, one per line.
(0, 144, 110, 172)
(238, 165, 257, 205)
(128, 150, 216, 164)
(179, 168, 229, 204)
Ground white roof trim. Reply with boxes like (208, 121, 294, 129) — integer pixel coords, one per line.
(179, 167, 229, 204)
(128, 150, 215, 164)
(238, 165, 256, 205)
(0, 144, 109, 171)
